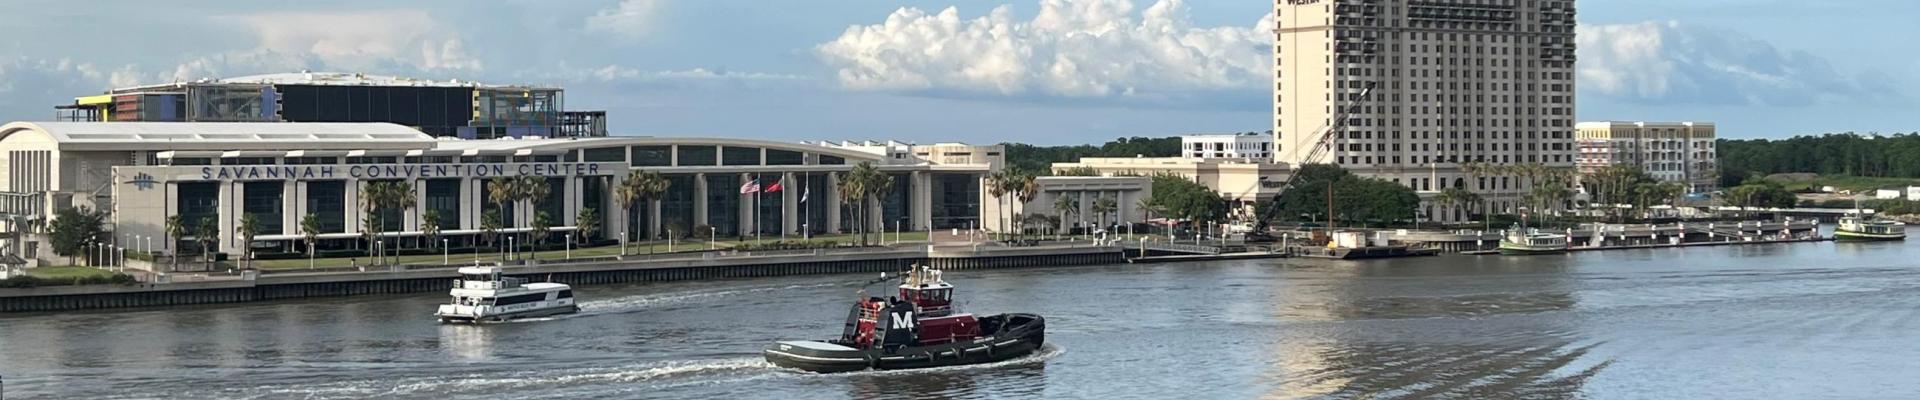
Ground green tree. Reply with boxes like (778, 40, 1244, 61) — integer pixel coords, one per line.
(986, 170, 1011, 239)
(194, 217, 218, 271)
(164, 215, 186, 270)
(46, 206, 106, 266)
(421, 209, 442, 250)
(1002, 136, 1183, 173)
(1092, 195, 1118, 232)
(576, 207, 599, 245)
(531, 211, 553, 261)
(237, 213, 260, 270)
(1271, 164, 1353, 224)
(481, 209, 503, 259)
(300, 213, 320, 269)
(1435, 187, 1481, 223)
(839, 162, 892, 246)
(1053, 192, 1079, 235)
(1014, 172, 1039, 238)
(1149, 173, 1228, 227)
(1053, 166, 1100, 176)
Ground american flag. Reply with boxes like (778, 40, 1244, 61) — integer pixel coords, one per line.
(739, 179, 760, 194)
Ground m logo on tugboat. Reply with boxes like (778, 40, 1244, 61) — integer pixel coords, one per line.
(891, 311, 916, 330)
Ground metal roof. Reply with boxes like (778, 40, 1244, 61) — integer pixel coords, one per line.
(0, 122, 438, 151)
(217, 72, 554, 89)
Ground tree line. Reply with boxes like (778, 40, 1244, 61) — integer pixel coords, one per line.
(1002, 136, 1183, 173)
(1718, 132, 1920, 186)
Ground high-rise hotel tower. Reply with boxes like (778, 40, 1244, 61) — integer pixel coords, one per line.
(1273, 0, 1576, 221)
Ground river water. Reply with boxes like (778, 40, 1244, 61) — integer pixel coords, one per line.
(4, 237, 1920, 399)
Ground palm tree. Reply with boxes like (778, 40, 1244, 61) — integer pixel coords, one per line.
(518, 176, 551, 257)
(300, 213, 320, 269)
(1437, 187, 1481, 224)
(373, 180, 415, 266)
(487, 177, 517, 257)
(840, 162, 891, 246)
(631, 171, 670, 240)
(576, 207, 599, 245)
(164, 215, 185, 271)
(1136, 197, 1161, 238)
(1092, 196, 1118, 234)
(422, 209, 442, 252)
(613, 176, 639, 254)
(1053, 193, 1079, 238)
(1014, 172, 1039, 238)
(237, 213, 259, 270)
(481, 209, 502, 260)
(530, 211, 552, 261)
(194, 217, 218, 271)
(358, 182, 384, 264)
(985, 170, 1011, 240)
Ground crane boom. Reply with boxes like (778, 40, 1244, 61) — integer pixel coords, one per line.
(1246, 83, 1375, 241)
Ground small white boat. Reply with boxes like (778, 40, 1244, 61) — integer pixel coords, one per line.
(436, 266, 578, 323)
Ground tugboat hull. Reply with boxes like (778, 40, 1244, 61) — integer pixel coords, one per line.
(765, 313, 1045, 373)
(1834, 231, 1906, 241)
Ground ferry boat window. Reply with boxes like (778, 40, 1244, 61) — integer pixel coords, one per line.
(558, 290, 574, 299)
(493, 293, 547, 306)
(463, 274, 492, 281)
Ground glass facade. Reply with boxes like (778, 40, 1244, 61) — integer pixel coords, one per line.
(767, 149, 804, 165)
(305, 181, 347, 233)
(677, 145, 716, 166)
(582, 147, 625, 162)
(882, 173, 911, 231)
(425, 179, 461, 230)
(802, 173, 828, 235)
(277, 85, 471, 137)
(705, 174, 739, 237)
(631, 145, 672, 167)
(755, 173, 784, 235)
(661, 175, 696, 237)
(580, 177, 606, 240)
(722, 146, 762, 166)
(242, 182, 284, 235)
(931, 173, 981, 229)
(177, 182, 220, 229)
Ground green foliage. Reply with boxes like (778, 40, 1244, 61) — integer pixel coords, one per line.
(0, 272, 137, 288)
(1148, 173, 1227, 223)
(1724, 182, 1798, 209)
(1053, 166, 1101, 176)
(1003, 136, 1184, 173)
(733, 240, 844, 251)
(1268, 164, 1418, 226)
(575, 207, 599, 243)
(1718, 133, 1920, 187)
(480, 209, 502, 246)
(46, 207, 106, 263)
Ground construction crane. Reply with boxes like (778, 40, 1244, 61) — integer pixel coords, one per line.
(1245, 82, 1375, 242)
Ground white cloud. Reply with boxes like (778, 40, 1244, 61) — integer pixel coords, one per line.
(227, 10, 482, 72)
(586, 0, 664, 41)
(816, 0, 1274, 98)
(1578, 21, 1896, 106)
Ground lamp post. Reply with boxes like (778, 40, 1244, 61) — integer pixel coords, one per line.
(508, 237, 515, 261)
(565, 234, 572, 259)
(442, 238, 450, 264)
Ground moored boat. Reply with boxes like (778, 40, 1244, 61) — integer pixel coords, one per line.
(435, 266, 579, 323)
(763, 264, 1046, 373)
(1836, 214, 1906, 241)
(1499, 225, 1569, 255)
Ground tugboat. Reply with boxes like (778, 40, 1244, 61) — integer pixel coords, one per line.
(763, 264, 1046, 373)
(1836, 213, 1906, 241)
(435, 266, 579, 323)
(1499, 224, 1570, 255)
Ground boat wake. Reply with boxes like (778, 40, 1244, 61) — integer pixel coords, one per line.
(491, 281, 849, 323)
(230, 357, 780, 399)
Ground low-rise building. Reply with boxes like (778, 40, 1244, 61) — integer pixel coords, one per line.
(1015, 176, 1154, 234)
(1181, 133, 1272, 161)
(1048, 157, 1289, 220)
(0, 122, 1002, 267)
(1575, 121, 1718, 193)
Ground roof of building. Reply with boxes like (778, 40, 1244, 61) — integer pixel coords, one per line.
(217, 72, 555, 89)
(0, 122, 437, 151)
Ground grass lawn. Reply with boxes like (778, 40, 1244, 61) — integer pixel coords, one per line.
(27, 266, 120, 279)
(250, 231, 936, 270)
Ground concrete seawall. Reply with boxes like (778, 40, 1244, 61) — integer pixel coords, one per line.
(0, 245, 1125, 313)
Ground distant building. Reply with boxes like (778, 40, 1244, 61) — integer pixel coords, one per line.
(1907, 186, 1920, 200)
(1048, 157, 1290, 219)
(1181, 133, 1272, 161)
(55, 71, 606, 139)
(1272, 0, 1578, 222)
(1575, 121, 1718, 193)
(1022, 176, 1154, 234)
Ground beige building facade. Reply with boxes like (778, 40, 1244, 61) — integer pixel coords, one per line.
(1049, 157, 1290, 221)
(1273, 0, 1579, 221)
(1575, 121, 1718, 193)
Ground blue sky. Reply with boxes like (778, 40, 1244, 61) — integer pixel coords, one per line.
(0, 0, 1913, 144)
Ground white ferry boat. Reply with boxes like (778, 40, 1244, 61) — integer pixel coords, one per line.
(435, 266, 578, 323)
(1836, 214, 1906, 241)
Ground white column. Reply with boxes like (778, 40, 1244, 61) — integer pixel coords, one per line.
(782, 172, 799, 235)
(218, 181, 236, 254)
(825, 172, 842, 233)
(281, 180, 298, 235)
(739, 173, 756, 235)
(343, 178, 362, 234)
(460, 178, 479, 230)
(693, 173, 709, 227)
(913, 171, 933, 231)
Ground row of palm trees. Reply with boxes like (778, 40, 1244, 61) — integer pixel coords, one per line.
(837, 162, 894, 246)
(984, 168, 1132, 239)
(482, 176, 555, 261)
(612, 170, 671, 254)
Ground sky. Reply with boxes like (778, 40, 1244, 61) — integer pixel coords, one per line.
(0, 0, 1913, 144)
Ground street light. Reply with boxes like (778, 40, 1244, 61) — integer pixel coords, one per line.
(442, 238, 450, 265)
(508, 237, 516, 261)
(565, 234, 572, 259)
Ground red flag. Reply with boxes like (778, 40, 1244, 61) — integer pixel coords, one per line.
(765, 180, 784, 193)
